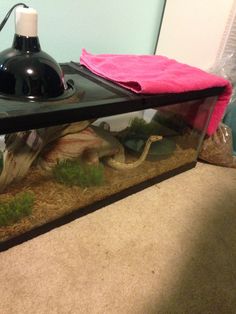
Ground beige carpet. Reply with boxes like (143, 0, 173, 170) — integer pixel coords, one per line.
(0, 162, 236, 314)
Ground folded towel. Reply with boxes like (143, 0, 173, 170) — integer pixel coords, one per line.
(80, 49, 232, 135)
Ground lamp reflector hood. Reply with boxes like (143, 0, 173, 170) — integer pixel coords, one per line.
(0, 5, 70, 101)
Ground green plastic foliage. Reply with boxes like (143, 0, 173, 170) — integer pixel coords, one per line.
(0, 192, 34, 227)
(53, 159, 104, 187)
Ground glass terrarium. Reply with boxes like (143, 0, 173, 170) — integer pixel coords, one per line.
(0, 63, 223, 250)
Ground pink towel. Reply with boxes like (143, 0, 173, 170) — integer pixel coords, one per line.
(80, 49, 232, 135)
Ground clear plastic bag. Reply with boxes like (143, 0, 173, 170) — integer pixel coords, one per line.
(207, 50, 236, 164)
(199, 123, 236, 168)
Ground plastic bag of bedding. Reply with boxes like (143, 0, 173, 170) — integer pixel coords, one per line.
(199, 123, 236, 168)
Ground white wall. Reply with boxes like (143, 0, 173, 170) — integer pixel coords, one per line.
(0, 0, 165, 62)
(156, 0, 236, 70)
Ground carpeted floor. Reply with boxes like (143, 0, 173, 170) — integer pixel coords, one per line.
(0, 162, 236, 314)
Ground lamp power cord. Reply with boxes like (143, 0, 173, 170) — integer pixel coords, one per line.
(0, 3, 28, 32)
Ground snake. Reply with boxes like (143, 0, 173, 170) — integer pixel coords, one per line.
(105, 134, 163, 170)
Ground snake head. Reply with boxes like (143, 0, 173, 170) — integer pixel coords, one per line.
(149, 135, 163, 143)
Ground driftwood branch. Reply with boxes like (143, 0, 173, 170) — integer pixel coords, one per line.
(0, 120, 94, 192)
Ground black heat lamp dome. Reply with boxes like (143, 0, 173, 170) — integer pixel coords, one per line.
(0, 5, 75, 102)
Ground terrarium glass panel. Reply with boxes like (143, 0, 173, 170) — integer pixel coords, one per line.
(0, 96, 216, 244)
